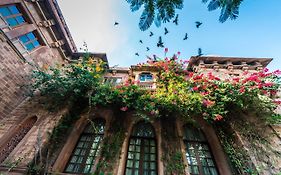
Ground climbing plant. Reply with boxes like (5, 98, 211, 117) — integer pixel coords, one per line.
(31, 53, 281, 173)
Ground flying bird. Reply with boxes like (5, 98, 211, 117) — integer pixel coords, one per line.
(139, 40, 143, 44)
(164, 27, 169, 35)
(197, 48, 203, 56)
(146, 47, 150, 51)
(183, 33, 188, 40)
(157, 36, 164, 48)
(195, 21, 202, 28)
(135, 52, 139, 56)
(149, 31, 154, 37)
(114, 22, 119, 26)
(173, 14, 179, 25)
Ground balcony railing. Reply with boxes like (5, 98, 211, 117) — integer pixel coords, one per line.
(137, 81, 156, 90)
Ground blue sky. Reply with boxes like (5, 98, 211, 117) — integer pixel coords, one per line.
(57, 0, 281, 70)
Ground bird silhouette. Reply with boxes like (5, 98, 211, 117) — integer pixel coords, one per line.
(157, 36, 164, 48)
(139, 40, 143, 44)
(135, 53, 139, 56)
(164, 27, 169, 35)
(195, 21, 202, 28)
(183, 33, 188, 40)
(173, 14, 179, 25)
(149, 31, 154, 37)
(146, 47, 150, 51)
(197, 48, 203, 56)
(114, 22, 119, 26)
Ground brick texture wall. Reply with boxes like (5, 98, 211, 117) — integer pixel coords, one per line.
(0, 33, 33, 120)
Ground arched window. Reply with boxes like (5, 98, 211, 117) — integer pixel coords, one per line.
(125, 121, 157, 175)
(183, 125, 219, 175)
(0, 116, 37, 163)
(64, 118, 105, 174)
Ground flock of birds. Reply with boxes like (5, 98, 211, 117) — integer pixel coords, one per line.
(114, 16, 204, 58)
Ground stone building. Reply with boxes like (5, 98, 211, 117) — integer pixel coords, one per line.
(0, 0, 280, 175)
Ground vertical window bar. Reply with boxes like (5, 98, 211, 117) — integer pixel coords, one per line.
(125, 121, 158, 175)
(183, 125, 219, 175)
(64, 119, 105, 174)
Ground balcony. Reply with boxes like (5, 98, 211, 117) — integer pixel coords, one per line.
(137, 81, 156, 90)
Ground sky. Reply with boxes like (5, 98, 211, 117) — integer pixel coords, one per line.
(57, 0, 281, 70)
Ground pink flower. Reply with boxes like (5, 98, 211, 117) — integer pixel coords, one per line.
(273, 100, 281, 105)
(263, 68, 269, 72)
(214, 114, 223, 121)
(273, 70, 281, 75)
(239, 87, 245, 93)
(270, 90, 277, 96)
(120, 106, 128, 111)
(192, 86, 199, 91)
(164, 48, 168, 53)
(202, 99, 215, 108)
(177, 51, 181, 55)
(264, 82, 273, 87)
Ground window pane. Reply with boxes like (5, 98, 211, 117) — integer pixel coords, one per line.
(64, 119, 105, 174)
(27, 32, 36, 40)
(125, 169, 132, 175)
(132, 122, 155, 138)
(125, 122, 158, 175)
(139, 73, 153, 82)
(16, 16, 25, 24)
(127, 160, 133, 167)
(0, 7, 11, 17)
(183, 125, 219, 175)
(6, 18, 18, 27)
(8, 5, 20, 14)
(19, 35, 29, 43)
(25, 43, 34, 51)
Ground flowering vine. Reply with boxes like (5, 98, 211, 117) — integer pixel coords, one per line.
(31, 53, 281, 123)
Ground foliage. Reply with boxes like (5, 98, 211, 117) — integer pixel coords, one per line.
(125, 0, 243, 30)
(165, 151, 185, 174)
(31, 53, 281, 173)
(31, 54, 281, 123)
(31, 56, 106, 107)
(94, 111, 126, 174)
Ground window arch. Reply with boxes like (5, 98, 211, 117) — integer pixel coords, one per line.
(183, 124, 219, 175)
(0, 116, 37, 163)
(125, 121, 158, 175)
(64, 118, 105, 174)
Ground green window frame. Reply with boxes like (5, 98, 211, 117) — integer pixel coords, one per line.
(125, 121, 158, 175)
(64, 119, 106, 174)
(0, 5, 26, 27)
(183, 125, 219, 175)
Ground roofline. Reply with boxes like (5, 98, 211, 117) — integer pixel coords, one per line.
(188, 56, 273, 68)
(45, 0, 77, 53)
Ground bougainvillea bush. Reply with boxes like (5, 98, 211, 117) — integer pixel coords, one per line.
(31, 53, 281, 174)
(31, 54, 281, 124)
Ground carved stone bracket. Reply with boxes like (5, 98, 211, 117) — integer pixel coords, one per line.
(50, 40, 65, 48)
(37, 19, 55, 28)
